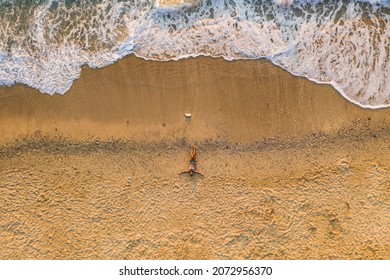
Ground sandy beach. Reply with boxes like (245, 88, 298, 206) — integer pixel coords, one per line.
(0, 56, 389, 259)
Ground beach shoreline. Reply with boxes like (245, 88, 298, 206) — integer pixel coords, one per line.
(0, 56, 389, 259)
(1, 56, 390, 146)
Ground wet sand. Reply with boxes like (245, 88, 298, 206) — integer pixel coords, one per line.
(0, 56, 389, 259)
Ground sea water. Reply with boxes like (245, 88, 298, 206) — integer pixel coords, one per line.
(0, 0, 389, 108)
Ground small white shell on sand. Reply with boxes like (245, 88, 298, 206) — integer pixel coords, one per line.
(184, 112, 192, 118)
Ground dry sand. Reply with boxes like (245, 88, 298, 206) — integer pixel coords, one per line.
(0, 56, 389, 259)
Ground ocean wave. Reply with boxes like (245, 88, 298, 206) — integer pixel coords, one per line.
(0, 0, 389, 108)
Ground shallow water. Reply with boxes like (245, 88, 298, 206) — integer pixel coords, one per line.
(0, 0, 389, 108)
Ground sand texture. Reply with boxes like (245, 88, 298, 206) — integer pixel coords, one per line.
(0, 56, 389, 259)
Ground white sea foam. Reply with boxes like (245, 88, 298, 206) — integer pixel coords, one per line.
(273, 0, 294, 6)
(0, 0, 389, 108)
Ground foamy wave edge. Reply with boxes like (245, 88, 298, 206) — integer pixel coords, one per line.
(134, 52, 390, 110)
(0, 0, 389, 109)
